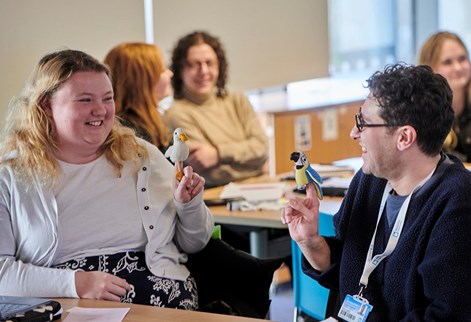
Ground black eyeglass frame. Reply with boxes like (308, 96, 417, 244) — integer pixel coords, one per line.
(354, 107, 401, 132)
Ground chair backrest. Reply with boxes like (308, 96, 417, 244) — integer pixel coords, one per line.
(187, 238, 284, 318)
(291, 211, 335, 320)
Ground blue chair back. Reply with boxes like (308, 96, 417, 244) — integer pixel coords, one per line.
(291, 212, 335, 321)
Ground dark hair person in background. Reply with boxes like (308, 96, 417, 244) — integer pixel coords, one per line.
(283, 63, 471, 321)
(165, 30, 268, 188)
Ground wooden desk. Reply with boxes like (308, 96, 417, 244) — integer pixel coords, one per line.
(55, 298, 272, 322)
(204, 177, 342, 257)
(204, 184, 286, 229)
(204, 176, 287, 258)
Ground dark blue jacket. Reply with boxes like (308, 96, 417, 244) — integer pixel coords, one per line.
(303, 154, 471, 321)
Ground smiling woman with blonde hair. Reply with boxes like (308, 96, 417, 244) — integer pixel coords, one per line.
(0, 49, 213, 309)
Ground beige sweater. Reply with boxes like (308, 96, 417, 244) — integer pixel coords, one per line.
(164, 92, 268, 187)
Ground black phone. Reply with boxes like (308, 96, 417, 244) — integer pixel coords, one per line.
(204, 197, 245, 206)
(293, 186, 348, 197)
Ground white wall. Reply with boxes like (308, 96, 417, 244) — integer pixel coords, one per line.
(153, 0, 329, 92)
(0, 0, 329, 122)
(0, 0, 145, 123)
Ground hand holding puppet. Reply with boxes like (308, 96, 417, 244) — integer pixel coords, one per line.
(165, 128, 189, 181)
(290, 151, 323, 199)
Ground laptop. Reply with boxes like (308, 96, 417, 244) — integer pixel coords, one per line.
(0, 295, 52, 320)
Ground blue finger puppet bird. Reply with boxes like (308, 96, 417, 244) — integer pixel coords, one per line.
(290, 151, 323, 200)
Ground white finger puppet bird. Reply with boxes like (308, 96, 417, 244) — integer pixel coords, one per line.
(165, 128, 189, 181)
(290, 151, 323, 200)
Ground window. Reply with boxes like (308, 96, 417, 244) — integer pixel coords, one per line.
(328, 0, 399, 76)
(438, 0, 471, 50)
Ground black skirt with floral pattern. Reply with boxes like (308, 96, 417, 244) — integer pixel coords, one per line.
(55, 251, 198, 310)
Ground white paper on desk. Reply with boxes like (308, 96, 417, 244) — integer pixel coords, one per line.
(63, 307, 130, 322)
(220, 182, 289, 202)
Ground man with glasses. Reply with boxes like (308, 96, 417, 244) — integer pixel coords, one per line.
(165, 31, 270, 253)
(282, 63, 471, 321)
(165, 31, 268, 189)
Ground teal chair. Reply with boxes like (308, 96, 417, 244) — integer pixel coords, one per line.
(292, 212, 336, 322)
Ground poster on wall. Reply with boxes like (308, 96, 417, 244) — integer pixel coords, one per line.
(321, 109, 339, 141)
(295, 115, 311, 151)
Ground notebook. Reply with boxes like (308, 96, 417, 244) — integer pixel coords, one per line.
(0, 296, 52, 320)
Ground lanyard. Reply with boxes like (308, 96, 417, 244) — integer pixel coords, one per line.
(358, 169, 435, 296)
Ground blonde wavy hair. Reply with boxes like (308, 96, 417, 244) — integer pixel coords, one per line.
(0, 49, 147, 188)
(104, 42, 171, 149)
(418, 31, 471, 151)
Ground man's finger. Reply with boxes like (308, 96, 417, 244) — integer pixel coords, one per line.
(288, 198, 310, 214)
(305, 182, 317, 199)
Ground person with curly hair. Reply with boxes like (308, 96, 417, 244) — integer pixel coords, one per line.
(165, 31, 268, 188)
(0, 49, 214, 310)
(418, 31, 471, 161)
(283, 63, 471, 321)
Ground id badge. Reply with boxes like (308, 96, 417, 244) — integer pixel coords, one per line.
(338, 294, 373, 322)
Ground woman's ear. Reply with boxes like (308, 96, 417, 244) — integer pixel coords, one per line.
(41, 97, 53, 117)
(396, 125, 417, 151)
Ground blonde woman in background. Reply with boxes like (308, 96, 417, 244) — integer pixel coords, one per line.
(104, 42, 173, 152)
(418, 31, 471, 161)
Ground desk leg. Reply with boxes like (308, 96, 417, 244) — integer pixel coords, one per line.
(250, 229, 268, 258)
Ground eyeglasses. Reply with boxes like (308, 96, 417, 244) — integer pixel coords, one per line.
(355, 107, 400, 132)
(184, 59, 218, 71)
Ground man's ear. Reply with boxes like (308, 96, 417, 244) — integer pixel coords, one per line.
(396, 125, 417, 151)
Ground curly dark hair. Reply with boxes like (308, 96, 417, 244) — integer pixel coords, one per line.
(170, 31, 228, 99)
(366, 63, 454, 156)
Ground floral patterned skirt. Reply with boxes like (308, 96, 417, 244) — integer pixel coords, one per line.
(55, 251, 198, 310)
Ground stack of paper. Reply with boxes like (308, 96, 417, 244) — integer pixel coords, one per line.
(311, 163, 355, 178)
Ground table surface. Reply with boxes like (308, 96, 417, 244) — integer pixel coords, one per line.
(204, 175, 285, 228)
(55, 298, 272, 322)
(204, 175, 342, 228)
